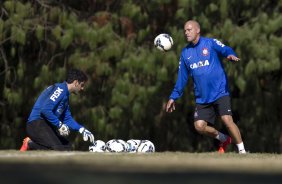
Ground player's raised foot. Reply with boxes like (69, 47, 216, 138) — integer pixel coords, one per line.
(218, 136, 232, 153)
(20, 137, 30, 152)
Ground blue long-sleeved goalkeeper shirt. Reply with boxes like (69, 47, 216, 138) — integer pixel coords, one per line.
(169, 37, 237, 104)
(28, 81, 82, 131)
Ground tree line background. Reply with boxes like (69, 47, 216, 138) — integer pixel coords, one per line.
(0, 0, 281, 153)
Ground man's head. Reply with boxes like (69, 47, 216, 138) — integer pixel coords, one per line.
(184, 20, 201, 44)
(66, 69, 88, 94)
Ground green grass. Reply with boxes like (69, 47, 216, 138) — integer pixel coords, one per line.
(1, 151, 282, 184)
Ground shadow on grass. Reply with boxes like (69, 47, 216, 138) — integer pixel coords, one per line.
(0, 163, 282, 184)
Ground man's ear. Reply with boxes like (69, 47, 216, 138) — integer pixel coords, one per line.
(73, 80, 79, 86)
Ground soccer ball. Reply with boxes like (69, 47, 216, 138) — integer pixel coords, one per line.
(154, 33, 173, 51)
(126, 139, 141, 153)
(117, 139, 129, 151)
(89, 140, 106, 152)
(106, 139, 127, 153)
(137, 140, 155, 153)
(105, 139, 115, 152)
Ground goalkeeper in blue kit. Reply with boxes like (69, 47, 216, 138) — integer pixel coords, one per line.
(166, 20, 246, 153)
(20, 69, 94, 151)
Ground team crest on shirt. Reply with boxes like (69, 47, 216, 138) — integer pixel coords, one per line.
(202, 48, 209, 56)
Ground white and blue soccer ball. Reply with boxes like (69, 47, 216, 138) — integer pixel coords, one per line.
(126, 139, 141, 153)
(102, 139, 155, 153)
(105, 139, 115, 152)
(117, 139, 129, 151)
(137, 140, 155, 153)
(154, 33, 173, 51)
(106, 139, 127, 153)
(89, 140, 106, 152)
(105, 139, 115, 150)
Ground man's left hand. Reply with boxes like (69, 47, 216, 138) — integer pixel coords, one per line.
(79, 127, 95, 143)
(227, 55, 240, 61)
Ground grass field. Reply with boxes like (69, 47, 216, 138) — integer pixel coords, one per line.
(1, 151, 282, 184)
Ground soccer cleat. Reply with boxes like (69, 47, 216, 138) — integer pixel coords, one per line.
(239, 149, 247, 154)
(20, 137, 30, 152)
(218, 136, 232, 153)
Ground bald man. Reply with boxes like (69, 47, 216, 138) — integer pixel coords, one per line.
(166, 20, 246, 154)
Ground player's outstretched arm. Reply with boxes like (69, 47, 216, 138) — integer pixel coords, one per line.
(166, 99, 176, 113)
(227, 55, 240, 61)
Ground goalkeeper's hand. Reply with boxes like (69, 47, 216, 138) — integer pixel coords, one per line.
(79, 127, 94, 143)
(58, 122, 70, 137)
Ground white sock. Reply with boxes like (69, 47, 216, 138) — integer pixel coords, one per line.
(215, 132, 228, 142)
(236, 142, 246, 153)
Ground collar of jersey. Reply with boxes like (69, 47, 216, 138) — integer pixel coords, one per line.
(190, 36, 202, 47)
(63, 81, 70, 97)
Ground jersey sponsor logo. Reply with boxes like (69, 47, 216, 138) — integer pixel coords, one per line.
(190, 60, 210, 69)
(57, 103, 67, 115)
(50, 87, 63, 102)
(213, 39, 225, 47)
(202, 48, 209, 56)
